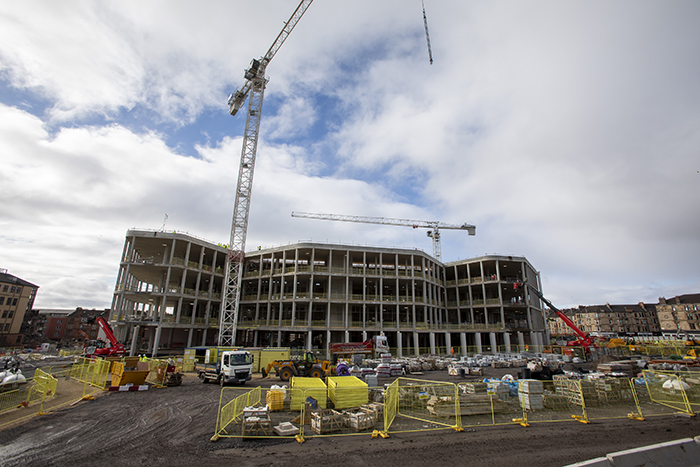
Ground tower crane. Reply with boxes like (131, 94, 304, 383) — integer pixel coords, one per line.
(291, 211, 476, 262)
(219, 0, 314, 347)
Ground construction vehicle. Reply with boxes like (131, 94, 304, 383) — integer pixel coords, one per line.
(84, 317, 126, 358)
(197, 349, 253, 386)
(261, 351, 331, 382)
(291, 212, 476, 262)
(219, 0, 314, 347)
(329, 334, 390, 361)
(516, 281, 595, 349)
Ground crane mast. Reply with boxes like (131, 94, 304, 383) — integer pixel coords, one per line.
(291, 211, 476, 262)
(219, 0, 313, 347)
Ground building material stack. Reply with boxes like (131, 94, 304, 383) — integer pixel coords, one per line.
(327, 376, 368, 409)
(518, 379, 544, 410)
(290, 377, 327, 410)
(457, 382, 509, 416)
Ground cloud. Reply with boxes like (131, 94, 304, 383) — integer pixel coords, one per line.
(1, 1, 700, 311)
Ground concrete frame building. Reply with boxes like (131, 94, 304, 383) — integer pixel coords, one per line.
(110, 230, 547, 356)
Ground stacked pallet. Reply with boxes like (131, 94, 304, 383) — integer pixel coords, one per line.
(458, 393, 510, 416)
(290, 377, 327, 411)
(310, 409, 344, 434)
(242, 406, 271, 437)
(343, 408, 377, 432)
(327, 376, 368, 409)
(266, 389, 284, 411)
(518, 379, 544, 410)
(597, 361, 635, 377)
(460, 382, 488, 394)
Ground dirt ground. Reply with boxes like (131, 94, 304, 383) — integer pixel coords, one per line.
(1, 365, 699, 467)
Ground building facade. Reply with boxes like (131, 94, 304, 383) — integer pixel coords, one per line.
(43, 308, 108, 344)
(657, 294, 700, 336)
(0, 270, 38, 347)
(110, 230, 548, 356)
(547, 303, 660, 339)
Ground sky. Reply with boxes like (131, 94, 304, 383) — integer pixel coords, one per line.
(1, 0, 699, 310)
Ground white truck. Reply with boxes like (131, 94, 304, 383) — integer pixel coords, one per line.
(196, 349, 253, 386)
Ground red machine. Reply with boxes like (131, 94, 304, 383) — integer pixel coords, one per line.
(328, 334, 390, 358)
(516, 282, 595, 349)
(84, 317, 126, 357)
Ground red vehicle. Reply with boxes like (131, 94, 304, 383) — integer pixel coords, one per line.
(516, 281, 595, 349)
(328, 334, 390, 359)
(84, 317, 126, 357)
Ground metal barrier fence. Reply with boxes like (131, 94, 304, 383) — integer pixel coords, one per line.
(210, 372, 700, 442)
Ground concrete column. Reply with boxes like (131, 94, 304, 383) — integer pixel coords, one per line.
(475, 332, 482, 354)
(413, 331, 420, 356)
(397, 330, 402, 358)
(504, 332, 511, 353)
(489, 332, 497, 355)
(130, 325, 140, 356)
(445, 332, 452, 355)
(167, 328, 174, 348)
(187, 328, 193, 348)
(460, 333, 467, 356)
(429, 332, 436, 354)
(518, 332, 525, 351)
(345, 330, 350, 342)
(277, 330, 282, 347)
(151, 326, 162, 357)
(362, 330, 367, 341)
(307, 331, 313, 351)
(201, 328, 207, 347)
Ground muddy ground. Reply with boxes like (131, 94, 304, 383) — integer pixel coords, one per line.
(1, 364, 699, 467)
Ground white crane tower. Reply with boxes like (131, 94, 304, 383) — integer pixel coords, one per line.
(219, 0, 314, 347)
(291, 211, 476, 262)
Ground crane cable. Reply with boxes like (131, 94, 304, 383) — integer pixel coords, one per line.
(422, 0, 433, 65)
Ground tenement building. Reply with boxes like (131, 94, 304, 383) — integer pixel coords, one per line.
(110, 230, 547, 356)
(548, 303, 660, 339)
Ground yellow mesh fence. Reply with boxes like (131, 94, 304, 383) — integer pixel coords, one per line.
(641, 370, 694, 416)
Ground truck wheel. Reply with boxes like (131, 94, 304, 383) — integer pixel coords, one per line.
(279, 367, 293, 381)
(219, 376, 225, 387)
(200, 374, 207, 384)
(309, 368, 322, 379)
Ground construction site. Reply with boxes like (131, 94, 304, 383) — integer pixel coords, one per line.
(1, 1, 698, 466)
(2, 346, 700, 467)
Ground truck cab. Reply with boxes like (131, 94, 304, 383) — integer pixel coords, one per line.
(198, 350, 253, 386)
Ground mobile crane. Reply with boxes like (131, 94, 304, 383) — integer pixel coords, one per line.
(516, 281, 595, 349)
(84, 316, 126, 358)
(219, 0, 314, 347)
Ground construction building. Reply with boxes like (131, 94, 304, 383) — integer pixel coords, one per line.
(0, 270, 39, 347)
(547, 303, 660, 339)
(109, 229, 548, 356)
(657, 294, 700, 337)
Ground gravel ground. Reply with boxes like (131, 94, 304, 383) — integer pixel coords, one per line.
(1, 365, 699, 467)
